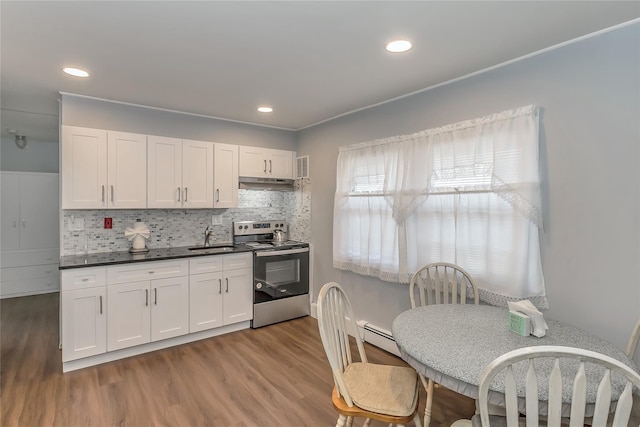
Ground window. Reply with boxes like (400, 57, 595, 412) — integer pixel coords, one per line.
(333, 105, 547, 308)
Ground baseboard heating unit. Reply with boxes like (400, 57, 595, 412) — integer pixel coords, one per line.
(356, 320, 400, 357)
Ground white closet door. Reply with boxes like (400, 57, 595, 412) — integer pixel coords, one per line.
(1, 173, 20, 251)
(19, 173, 59, 250)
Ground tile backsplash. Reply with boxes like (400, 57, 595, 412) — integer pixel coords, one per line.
(62, 179, 311, 256)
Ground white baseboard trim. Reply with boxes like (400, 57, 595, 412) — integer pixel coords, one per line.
(310, 302, 317, 318)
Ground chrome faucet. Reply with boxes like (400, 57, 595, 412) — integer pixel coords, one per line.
(204, 226, 212, 247)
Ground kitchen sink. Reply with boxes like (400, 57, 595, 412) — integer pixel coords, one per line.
(187, 245, 235, 253)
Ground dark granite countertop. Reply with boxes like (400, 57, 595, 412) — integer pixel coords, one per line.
(59, 244, 254, 270)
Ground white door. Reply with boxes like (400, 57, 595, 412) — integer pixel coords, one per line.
(107, 131, 147, 208)
(147, 136, 182, 208)
(150, 276, 189, 341)
(213, 143, 238, 208)
(107, 281, 151, 351)
(268, 149, 294, 179)
(182, 140, 214, 208)
(1, 173, 20, 251)
(61, 126, 108, 209)
(239, 146, 268, 177)
(19, 173, 59, 250)
(222, 267, 253, 325)
(61, 287, 107, 362)
(189, 272, 224, 333)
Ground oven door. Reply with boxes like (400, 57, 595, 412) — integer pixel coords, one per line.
(254, 247, 309, 303)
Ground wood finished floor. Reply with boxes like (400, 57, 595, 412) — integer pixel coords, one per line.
(1, 293, 476, 427)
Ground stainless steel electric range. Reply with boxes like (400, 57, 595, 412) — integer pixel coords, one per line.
(233, 220, 310, 328)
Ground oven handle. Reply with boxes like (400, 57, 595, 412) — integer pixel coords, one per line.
(255, 247, 309, 257)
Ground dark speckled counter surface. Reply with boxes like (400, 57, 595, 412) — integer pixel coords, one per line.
(59, 244, 254, 269)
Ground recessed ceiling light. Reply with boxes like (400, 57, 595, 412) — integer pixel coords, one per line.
(257, 106, 273, 113)
(63, 67, 90, 77)
(385, 40, 412, 53)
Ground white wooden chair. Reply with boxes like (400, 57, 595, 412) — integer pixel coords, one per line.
(409, 262, 479, 427)
(469, 345, 640, 427)
(317, 282, 422, 427)
(626, 319, 640, 359)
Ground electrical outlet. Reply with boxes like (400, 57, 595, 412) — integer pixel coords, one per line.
(104, 217, 113, 229)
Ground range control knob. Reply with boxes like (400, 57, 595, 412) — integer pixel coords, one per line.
(256, 282, 263, 289)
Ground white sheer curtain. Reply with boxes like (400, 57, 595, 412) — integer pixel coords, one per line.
(333, 105, 547, 308)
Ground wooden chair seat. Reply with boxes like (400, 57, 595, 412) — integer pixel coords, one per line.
(331, 387, 420, 425)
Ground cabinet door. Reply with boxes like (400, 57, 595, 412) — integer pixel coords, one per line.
(213, 143, 238, 208)
(182, 140, 214, 209)
(61, 126, 108, 209)
(1, 173, 20, 251)
(148, 136, 182, 208)
(239, 146, 268, 177)
(268, 149, 294, 179)
(107, 281, 151, 351)
(189, 272, 224, 333)
(61, 287, 107, 362)
(19, 173, 59, 249)
(107, 131, 147, 208)
(150, 276, 189, 341)
(223, 267, 253, 325)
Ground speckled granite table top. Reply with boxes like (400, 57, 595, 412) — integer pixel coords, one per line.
(59, 244, 254, 270)
(392, 304, 636, 408)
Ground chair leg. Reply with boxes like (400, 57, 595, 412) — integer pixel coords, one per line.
(345, 416, 353, 427)
(414, 412, 423, 427)
(363, 419, 371, 427)
(424, 378, 434, 427)
(336, 414, 347, 427)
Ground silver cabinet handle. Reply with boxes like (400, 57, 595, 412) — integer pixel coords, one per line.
(82, 278, 89, 282)
(216, 189, 220, 202)
(148, 271, 155, 274)
(99, 295, 103, 314)
(263, 159, 267, 173)
(154, 288, 158, 305)
(12, 219, 16, 228)
(269, 160, 272, 173)
(21, 219, 26, 227)
(184, 187, 188, 202)
(218, 278, 222, 294)
(226, 278, 229, 293)
(145, 289, 149, 306)
(102, 185, 105, 202)
(177, 187, 181, 202)
(111, 185, 114, 202)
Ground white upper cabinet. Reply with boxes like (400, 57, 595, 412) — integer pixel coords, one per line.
(107, 131, 148, 209)
(61, 126, 147, 209)
(61, 126, 108, 209)
(213, 143, 238, 208)
(148, 136, 214, 209)
(239, 146, 294, 179)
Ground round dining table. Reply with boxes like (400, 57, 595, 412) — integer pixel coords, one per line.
(392, 304, 637, 416)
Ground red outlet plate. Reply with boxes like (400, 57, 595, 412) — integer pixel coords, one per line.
(104, 218, 112, 229)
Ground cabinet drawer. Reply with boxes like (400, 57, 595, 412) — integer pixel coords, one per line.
(107, 260, 188, 284)
(189, 256, 224, 274)
(1, 248, 59, 268)
(1, 275, 60, 297)
(61, 267, 107, 291)
(2, 264, 58, 281)
(223, 253, 252, 270)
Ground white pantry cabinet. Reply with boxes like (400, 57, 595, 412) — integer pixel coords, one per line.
(106, 260, 189, 351)
(239, 146, 294, 179)
(147, 136, 214, 208)
(61, 126, 147, 209)
(189, 253, 253, 333)
(61, 267, 107, 362)
(1, 172, 60, 298)
(213, 143, 238, 208)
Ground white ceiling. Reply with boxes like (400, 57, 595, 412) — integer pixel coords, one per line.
(2, 1, 639, 144)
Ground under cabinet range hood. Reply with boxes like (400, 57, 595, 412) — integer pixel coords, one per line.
(238, 176, 294, 191)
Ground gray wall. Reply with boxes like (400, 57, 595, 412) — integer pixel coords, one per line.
(297, 24, 640, 363)
(1, 138, 59, 172)
(60, 95, 296, 150)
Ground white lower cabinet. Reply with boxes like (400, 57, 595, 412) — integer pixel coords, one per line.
(189, 253, 253, 333)
(61, 267, 107, 362)
(61, 254, 253, 370)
